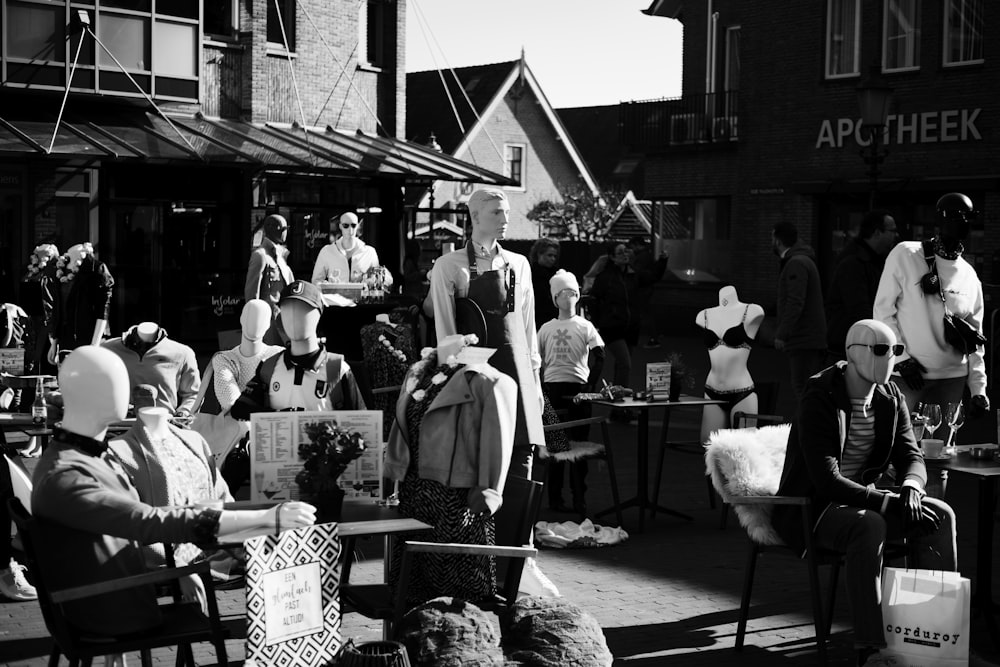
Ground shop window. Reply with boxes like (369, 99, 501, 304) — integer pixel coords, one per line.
(656, 198, 732, 283)
(943, 0, 983, 65)
(825, 0, 860, 78)
(504, 144, 525, 190)
(204, 0, 237, 39)
(267, 0, 295, 51)
(884, 0, 921, 72)
(6, 1, 65, 62)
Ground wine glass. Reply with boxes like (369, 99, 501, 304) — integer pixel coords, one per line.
(920, 403, 943, 441)
(943, 402, 965, 455)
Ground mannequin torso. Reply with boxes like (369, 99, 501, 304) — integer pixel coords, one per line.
(138, 406, 171, 441)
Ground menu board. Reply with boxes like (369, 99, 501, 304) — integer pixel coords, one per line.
(249, 410, 384, 504)
(645, 362, 672, 400)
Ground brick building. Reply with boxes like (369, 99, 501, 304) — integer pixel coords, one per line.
(0, 0, 508, 350)
(630, 0, 999, 322)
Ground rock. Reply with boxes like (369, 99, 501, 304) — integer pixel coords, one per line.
(396, 596, 505, 666)
(500, 596, 613, 666)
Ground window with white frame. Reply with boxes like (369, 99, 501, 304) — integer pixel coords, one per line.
(503, 144, 525, 189)
(884, 0, 921, 71)
(825, 0, 860, 78)
(944, 0, 983, 65)
(2, 0, 199, 99)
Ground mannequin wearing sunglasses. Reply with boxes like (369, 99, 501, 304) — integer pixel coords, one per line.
(311, 212, 389, 286)
(772, 319, 956, 667)
(873, 192, 989, 419)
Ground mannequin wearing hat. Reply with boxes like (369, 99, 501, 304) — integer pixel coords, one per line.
(311, 212, 389, 285)
(245, 214, 294, 345)
(696, 285, 765, 441)
(30, 346, 315, 636)
(232, 280, 366, 417)
(537, 270, 605, 514)
(102, 321, 200, 421)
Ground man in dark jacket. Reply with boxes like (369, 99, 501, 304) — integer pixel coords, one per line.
(772, 319, 956, 667)
(825, 210, 898, 360)
(772, 222, 828, 399)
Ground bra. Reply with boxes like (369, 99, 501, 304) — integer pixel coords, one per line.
(700, 305, 753, 351)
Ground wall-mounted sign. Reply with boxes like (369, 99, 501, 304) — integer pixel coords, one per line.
(816, 108, 982, 149)
(211, 295, 242, 316)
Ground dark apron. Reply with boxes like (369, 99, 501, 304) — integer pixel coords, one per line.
(457, 243, 544, 480)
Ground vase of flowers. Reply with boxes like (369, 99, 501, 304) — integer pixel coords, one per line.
(295, 421, 367, 522)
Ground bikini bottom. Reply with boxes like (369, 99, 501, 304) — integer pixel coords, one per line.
(704, 385, 756, 412)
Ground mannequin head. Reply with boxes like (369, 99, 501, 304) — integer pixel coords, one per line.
(241, 299, 272, 341)
(845, 319, 899, 387)
(936, 192, 975, 245)
(338, 212, 360, 243)
(59, 346, 129, 434)
(263, 214, 289, 245)
(468, 189, 509, 243)
(718, 285, 739, 307)
(279, 280, 323, 346)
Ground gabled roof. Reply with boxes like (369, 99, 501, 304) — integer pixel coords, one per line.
(606, 190, 684, 240)
(406, 57, 600, 197)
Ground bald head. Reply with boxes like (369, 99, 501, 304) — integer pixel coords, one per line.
(846, 319, 898, 386)
(846, 319, 895, 349)
(340, 212, 359, 227)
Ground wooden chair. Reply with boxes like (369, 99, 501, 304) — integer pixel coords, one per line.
(540, 414, 623, 527)
(340, 476, 543, 637)
(7, 498, 230, 667)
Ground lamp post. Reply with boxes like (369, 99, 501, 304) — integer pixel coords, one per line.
(857, 66, 893, 209)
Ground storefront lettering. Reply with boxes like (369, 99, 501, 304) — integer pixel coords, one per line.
(305, 229, 330, 249)
(212, 295, 242, 316)
(0, 172, 21, 188)
(815, 108, 981, 149)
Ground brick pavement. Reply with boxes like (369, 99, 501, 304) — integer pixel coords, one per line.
(3, 336, 999, 666)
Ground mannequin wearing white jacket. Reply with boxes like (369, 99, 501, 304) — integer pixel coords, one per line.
(311, 212, 389, 284)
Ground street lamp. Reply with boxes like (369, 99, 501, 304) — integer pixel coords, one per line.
(857, 65, 893, 209)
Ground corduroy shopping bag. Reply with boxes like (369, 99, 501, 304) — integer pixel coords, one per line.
(881, 567, 970, 667)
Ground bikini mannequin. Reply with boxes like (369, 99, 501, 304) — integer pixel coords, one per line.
(697, 286, 765, 440)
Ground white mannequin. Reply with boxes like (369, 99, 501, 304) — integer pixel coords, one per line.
(240, 299, 272, 357)
(280, 300, 321, 355)
(57, 347, 315, 538)
(337, 212, 361, 254)
(137, 406, 171, 440)
(136, 321, 160, 342)
(697, 286, 765, 441)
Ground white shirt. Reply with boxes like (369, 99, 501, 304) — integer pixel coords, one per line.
(538, 315, 604, 384)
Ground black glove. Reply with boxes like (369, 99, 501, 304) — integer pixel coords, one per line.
(967, 394, 990, 419)
(894, 358, 925, 391)
(886, 488, 940, 537)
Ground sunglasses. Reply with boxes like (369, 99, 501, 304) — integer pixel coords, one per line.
(848, 343, 905, 357)
(341, 223, 358, 229)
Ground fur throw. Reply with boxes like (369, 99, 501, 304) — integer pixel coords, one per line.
(537, 440, 605, 462)
(705, 424, 791, 546)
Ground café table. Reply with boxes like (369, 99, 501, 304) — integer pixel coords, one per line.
(590, 395, 725, 532)
(944, 443, 1000, 647)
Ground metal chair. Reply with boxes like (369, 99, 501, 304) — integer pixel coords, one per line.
(7, 498, 230, 667)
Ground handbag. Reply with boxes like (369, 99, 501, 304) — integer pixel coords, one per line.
(921, 246, 987, 355)
(881, 567, 970, 666)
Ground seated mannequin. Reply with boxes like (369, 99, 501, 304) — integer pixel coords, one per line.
(697, 285, 765, 441)
(311, 211, 391, 285)
(192, 300, 283, 464)
(232, 280, 366, 417)
(110, 385, 235, 571)
(102, 321, 200, 419)
(30, 346, 315, 637)
(384, 334, 516, 606)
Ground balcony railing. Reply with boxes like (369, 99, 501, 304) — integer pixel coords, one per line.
(619, 91, 739, 151)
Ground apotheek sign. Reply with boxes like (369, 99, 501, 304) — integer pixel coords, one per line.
(816, 108, 982, 149)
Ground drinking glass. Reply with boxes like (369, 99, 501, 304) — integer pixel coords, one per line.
(920, 403, 942, 440)
(943, 402, 965, 455)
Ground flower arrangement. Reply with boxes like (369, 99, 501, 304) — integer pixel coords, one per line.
(55, 242, 94, 283)
(403, 334, 479, 402)
(25, 244, 59, 280)
(295, 421, 367, 497)
(666, 351, 696, 396)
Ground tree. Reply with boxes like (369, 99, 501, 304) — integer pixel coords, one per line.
(526, 184, 622, 242)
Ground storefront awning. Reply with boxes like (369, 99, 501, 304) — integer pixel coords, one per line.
(0, 105, 515, 186)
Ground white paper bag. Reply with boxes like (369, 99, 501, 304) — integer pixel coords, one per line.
(881, 567, 970, 667)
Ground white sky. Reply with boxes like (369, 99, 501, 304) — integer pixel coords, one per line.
(405, 0, 683, 109)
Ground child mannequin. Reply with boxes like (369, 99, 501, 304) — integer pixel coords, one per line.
(537, 270, 605, 514)
(697, 286, 765, 440)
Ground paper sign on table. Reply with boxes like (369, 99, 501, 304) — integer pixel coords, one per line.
(646, 362, 672, 399)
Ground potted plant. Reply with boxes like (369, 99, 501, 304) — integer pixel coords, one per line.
(666, 352, 696, 401)
(295, 421, 367, 522)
